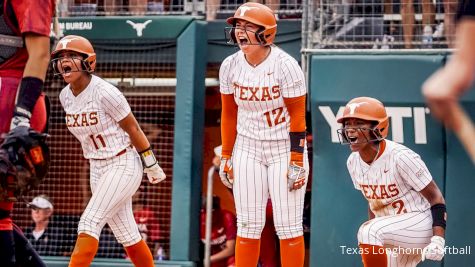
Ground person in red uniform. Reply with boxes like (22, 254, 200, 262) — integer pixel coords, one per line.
(200, 196, 237, 267)
(132, 186, 162, 258)
(258, 199, 280, 267)
(0, 0, 54, 266)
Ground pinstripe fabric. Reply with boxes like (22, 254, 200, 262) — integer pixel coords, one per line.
(59, 75, 131, 159)
(347, 140, 432, 217)
(357, 210, 432, 247)
(79, 148, 143, 246)
(232, 135, 308, 239)
(60, 76, 143, 247)
(349, 140, 435, 267)
(219, 46, 307, 141)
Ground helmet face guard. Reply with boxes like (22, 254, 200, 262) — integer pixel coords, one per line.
(336, 97, 389, 145)
(50, 55, 94, 76)
(337, 126, 385, 145)
(51, 35, 96, 74)
(224, 26, 266, 46)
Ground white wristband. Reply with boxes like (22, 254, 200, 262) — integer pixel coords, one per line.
(140, 148, 157, 168)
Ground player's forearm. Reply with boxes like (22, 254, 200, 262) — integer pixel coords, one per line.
(420, 181, 445, 206)
(119, 113, 151, 151)
(23, 34, 50, 81)
(448, 20, 475, 93)
(210, 240, 235, 262)
(420, 182, 447, 238)
(221, 94, 238, 158)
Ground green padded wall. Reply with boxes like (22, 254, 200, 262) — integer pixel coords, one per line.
(170, 20, 207, 263)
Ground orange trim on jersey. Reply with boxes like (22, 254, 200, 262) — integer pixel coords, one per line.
(221, 94, 238, 158)
(283, 95, 306, 132)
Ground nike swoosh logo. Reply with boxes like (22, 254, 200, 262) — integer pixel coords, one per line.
(267, 72, 274, 75)
(289, 241, 302, 246)
(384, 169, 389, 173)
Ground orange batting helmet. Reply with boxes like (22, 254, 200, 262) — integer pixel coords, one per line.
(51, 35, 96, 74)
(226, 2, 277, 45)
(337, 97, 389, 141)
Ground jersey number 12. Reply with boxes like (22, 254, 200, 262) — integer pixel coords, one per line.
(264, 107, 286, 127)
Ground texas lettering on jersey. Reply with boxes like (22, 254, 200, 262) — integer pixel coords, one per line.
(65, 112, 99, 127)
(234, 83, 281, 101)
(220, 46, 307, 141)
(360, 184, 399, 200)
(59, 75, 132, 159)
(348, 140, 432, 217)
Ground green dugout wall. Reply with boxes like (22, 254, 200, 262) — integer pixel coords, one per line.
(309, 51, 475, 267)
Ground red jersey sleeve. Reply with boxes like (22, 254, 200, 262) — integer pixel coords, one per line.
(11, 0, 54, 36)
(222, 210, 237, 241)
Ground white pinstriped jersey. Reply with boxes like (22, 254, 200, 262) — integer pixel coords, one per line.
(219, 46, 307, 141)
(59, 75, 131, 159)
(347, 140, 432, 217)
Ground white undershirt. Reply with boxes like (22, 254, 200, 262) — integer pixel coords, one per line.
(32, 229, 45, 240)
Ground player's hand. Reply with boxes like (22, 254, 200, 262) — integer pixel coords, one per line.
(421, 235, 445, 262)
(287, 161, 306, 191)
(144, 162, 166, 184)
(219, 157, 234, 189)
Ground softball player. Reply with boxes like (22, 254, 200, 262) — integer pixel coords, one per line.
(50, 35, 166, 267)
(337, 97, 447, 267)
(219, 3, 308, 267)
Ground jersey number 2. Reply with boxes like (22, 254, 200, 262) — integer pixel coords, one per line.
(90, 134, 106, 149)
(391, 200, 407, 214)
(264, 107, 285, 127)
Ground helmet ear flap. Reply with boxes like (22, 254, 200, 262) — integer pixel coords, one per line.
(230, 28, 237, 44)
(255, 28, 267, 45)
(81, 54, 96, 73)
(378, 117, 389, 139)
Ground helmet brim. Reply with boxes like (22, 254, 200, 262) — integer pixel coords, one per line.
(336, 115, 379, 124)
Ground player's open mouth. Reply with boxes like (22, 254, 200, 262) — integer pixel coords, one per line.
(238, 36, 249, 45)
(348, 136, 358, 144)
(62, 66, 72, 77)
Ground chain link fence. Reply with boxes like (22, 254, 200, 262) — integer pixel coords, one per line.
(302, 0, 458, 50)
